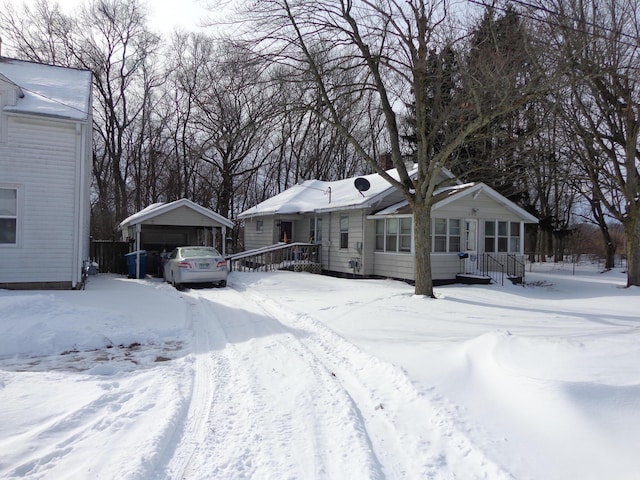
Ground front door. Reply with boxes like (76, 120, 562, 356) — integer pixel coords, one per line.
(280, 221, 293, 243)
(464, 219, 478, 273)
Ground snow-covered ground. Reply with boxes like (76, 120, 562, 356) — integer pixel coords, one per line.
(1, 263, 639, 479)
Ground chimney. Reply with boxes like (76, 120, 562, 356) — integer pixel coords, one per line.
(378, 153, 393, 171)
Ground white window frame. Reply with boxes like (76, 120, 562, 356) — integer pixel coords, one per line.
(375, 217, 413, 253)
(484, 220, 522, 253)
(0, 185, 21, 247)
(431, 218, 461, 253)
(339, 215, 349, 249)
(0, 92, 6, 143)
(310, 217, 322, 243)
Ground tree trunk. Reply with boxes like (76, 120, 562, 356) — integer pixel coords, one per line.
(413, 201, 435, 298)
(625, 209, 640, 287)
(604, 240, 616, 270)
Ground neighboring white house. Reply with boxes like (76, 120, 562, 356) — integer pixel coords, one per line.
(237, 167, 539, 284)
(0, 57, 92, 289)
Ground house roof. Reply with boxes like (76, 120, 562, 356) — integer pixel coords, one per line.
(372, 182, 539, 223)
(238, 166, 459, 219)
(0, 57, 92, 121)
(119, 198, 234, 229)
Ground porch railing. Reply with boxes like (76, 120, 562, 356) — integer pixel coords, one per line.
(474, 253, 526, 286)
(480, 254, 505, 286)
(227, 242, 321, 273)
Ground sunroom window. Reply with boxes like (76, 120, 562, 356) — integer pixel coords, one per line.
(433, 218, 461, 253)
(484, 220, 521, 253)
(375, 218, 412, 253)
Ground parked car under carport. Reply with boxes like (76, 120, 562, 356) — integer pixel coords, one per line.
(163, 246, 228, 288)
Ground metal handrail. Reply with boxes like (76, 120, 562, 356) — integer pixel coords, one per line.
(507, 254, 526, 287)
(482, 254, 504, 286)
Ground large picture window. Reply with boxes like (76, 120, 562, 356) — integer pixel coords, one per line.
(432, 218, 461, 253)
(0, 188, 18, 245)
(375, 218, 412, 253)
(484, 220, 521, 253)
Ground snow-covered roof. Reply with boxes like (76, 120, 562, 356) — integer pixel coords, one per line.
(238, 167, 421, 219)
(372, 183, 539, 223)
(119, 198, 234, 229)
(0, 57, 91, 121)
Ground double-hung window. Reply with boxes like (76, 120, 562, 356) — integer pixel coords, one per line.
(484, 220, 521, 253)
(432, 218, 461, 253)
(339, 215, 349, 249)
(310, 217, 322, 243)
(0, 187, 18, 245)
(375, 218, 412, 253)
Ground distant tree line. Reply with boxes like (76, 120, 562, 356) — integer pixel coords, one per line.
(1, 0, 638, 291)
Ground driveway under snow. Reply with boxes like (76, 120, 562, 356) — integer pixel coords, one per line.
(1, 265, 639, 479)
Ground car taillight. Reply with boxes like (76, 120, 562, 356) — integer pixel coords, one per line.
(178, 261, 191, 269)
(217, 260, 227, 269)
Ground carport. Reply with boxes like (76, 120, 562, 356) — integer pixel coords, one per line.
(119, 199, 234, 276)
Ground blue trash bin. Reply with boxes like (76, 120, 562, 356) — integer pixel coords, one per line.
(125, 250, 147, 279)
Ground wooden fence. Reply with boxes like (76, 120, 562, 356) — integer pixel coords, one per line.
(90, 240, 129, 275)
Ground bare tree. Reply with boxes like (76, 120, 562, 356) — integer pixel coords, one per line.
(532, 0, 640, 286)
(239, 0, 547, 296)
(1, 0, 162, 238)
(0, 0, 74, 64)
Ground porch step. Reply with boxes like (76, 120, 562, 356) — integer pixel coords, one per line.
(456, 274, 492, 285)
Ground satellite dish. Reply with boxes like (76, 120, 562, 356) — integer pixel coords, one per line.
(354, 177, 371, 193)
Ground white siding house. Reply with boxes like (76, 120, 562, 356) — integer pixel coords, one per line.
(0, 58, 92, 289)
(238, 168, 539, 284)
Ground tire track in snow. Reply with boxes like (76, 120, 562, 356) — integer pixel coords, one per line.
(164, 287, 385, 479)
(239, 286, 514, 480)
(162, 295, 217, 479)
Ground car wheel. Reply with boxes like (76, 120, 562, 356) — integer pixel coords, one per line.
(171, 273, 181, 290)
(218, 280, 227, 288)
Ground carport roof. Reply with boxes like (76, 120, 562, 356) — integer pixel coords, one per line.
(119, 198, 234, 229)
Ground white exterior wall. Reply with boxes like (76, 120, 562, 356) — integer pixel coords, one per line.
(320, 209, 365, 275)
(433, 190, 527, 253)
(242, 216, 276, 250)
(0, 114, 89, 287)
(372, 252, 415, 280)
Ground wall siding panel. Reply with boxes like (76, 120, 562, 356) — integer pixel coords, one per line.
(0, 116, 80, 284)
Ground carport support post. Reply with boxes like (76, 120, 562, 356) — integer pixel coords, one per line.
(221, 226, 226, 255)
(136, 223, 141, 279)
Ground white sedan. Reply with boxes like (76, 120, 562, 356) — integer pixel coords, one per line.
(163, 246, 228, 288)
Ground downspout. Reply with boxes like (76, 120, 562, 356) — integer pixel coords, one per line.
(361, 209, 366, 274)
(327, 211, 331, 271)
(71, 122, 84, 288)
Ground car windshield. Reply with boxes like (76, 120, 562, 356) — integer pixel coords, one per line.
(180, 247, 221, 258)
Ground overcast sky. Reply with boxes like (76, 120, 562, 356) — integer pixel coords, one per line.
(6, 0, 216, 35)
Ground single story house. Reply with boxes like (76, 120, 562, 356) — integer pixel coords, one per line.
(237, 167, 538, 284)
(0, 57, 92, 289)
(118, 198, 234, 275)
